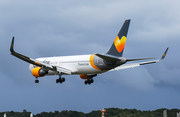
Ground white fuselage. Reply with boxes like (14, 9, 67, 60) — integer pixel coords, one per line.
(29, 54, 106, 76)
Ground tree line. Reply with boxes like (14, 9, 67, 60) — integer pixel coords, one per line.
(0, 108, 180, 117)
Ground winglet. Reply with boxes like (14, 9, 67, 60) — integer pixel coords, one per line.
(10, 37, 15, 53)
(10, 37, 43, 67)
(161, 47, 169, 60)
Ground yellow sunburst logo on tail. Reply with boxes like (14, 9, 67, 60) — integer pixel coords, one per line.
(114, 36, 126, 52)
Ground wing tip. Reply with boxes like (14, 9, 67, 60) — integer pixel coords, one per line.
(10, 37, 15, 53)
(161, 47, 169, 60)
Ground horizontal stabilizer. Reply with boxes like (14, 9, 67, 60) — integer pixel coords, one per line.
(126, 57, 156, 62)
(110, 47, 169, 71)
(110, 60, 159, 71)
(95, 54, 120, 62)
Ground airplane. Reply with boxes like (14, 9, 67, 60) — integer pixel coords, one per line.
(10, 19, 169, 85)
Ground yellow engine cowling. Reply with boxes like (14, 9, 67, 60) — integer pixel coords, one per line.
(31, 67, 48, 77)
(79, 74, 88, 79)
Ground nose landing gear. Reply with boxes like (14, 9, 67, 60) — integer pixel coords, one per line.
(35, 77, 39, 83)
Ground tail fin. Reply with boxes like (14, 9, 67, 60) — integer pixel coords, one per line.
(107, 19, 130, 57)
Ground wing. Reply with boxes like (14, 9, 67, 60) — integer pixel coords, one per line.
(110, 47, 169, 71)
(95, 53, 156, 62)
(10, 37, 71, 75)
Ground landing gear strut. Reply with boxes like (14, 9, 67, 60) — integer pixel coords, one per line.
(56, 72, 65, 84)
(84, 74, 97, 85)
(35, 78, 39, 83)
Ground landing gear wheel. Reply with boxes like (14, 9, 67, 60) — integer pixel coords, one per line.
(88, 79, 91, 85)
(83, 74, 97, 85)
(85, 79, 94, 85)
(62, 78, 65, 82)
(90, 79, 94, 83)
(56, 77, 65, 84)
(56, 79, 60, 83)
(35, 80, 39, 83)
(84, 80, 88, 85)
(60, 79, 63, 83)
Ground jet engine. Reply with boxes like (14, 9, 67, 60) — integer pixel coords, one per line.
(79, 74, 88, 79)
(79, 74, 97, 79)
(31, 67, 48, 77)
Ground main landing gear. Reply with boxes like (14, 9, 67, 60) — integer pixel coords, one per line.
(56, 77, 65, 83)
(84, 74, 97, 85)
(84, 79, 94, 85)
(56, 72, 65, 84)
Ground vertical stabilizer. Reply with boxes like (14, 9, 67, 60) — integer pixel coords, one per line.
(107, 19, 130, 57)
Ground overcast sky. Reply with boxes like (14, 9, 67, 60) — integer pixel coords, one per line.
(0, 0, 180, 114)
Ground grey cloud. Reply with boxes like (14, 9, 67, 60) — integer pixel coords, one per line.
(0, 0, 180, 114)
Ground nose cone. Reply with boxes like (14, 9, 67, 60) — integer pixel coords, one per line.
(29, 64, 34, 72)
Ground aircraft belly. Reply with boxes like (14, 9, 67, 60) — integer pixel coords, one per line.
(75, 64, 99, 74)
(45, 66, 102, 75)
(77, 68, 100, 74)
(46, 70, 59, 75)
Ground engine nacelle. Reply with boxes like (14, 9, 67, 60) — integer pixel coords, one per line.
(31, 67, 48, 77)
(79, 74, 97, 79)
(79, 74, 88, 79)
